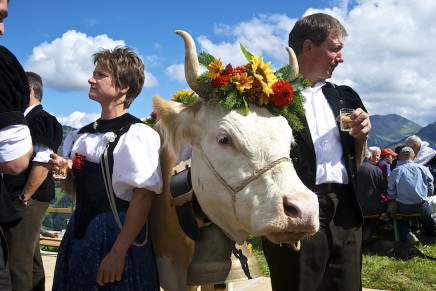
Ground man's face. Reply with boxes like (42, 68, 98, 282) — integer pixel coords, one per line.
(384, 154, 394, 164)
(309, 34, 344, 82)
(0, 0, 8, 35)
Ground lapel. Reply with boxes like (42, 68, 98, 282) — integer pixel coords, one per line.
(322, 83, 343, 118)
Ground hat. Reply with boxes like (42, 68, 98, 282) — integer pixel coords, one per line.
(381, 148, 398, 157)
(400, 146, 414, 156)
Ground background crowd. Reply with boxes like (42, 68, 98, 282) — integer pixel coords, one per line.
(358, 135, 436, 245)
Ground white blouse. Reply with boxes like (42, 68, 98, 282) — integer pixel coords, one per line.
(62, 123, 163, 201)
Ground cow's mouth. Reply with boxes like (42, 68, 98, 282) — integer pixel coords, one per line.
(265, 231, 315, 245)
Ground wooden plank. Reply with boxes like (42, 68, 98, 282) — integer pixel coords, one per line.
(40, 237, 62, 248)
(47, 207, 73, 214)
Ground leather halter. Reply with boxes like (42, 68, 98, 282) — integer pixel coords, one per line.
(195, 146, 291, 196)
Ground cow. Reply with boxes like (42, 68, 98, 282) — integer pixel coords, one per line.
(148, 30, 320, 290)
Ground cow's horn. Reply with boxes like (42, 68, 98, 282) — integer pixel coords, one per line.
(175, 30, 204, 95)
(286, 46, 299, 80)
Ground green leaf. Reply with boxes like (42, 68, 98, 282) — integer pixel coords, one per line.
(240, 43, 253, 63)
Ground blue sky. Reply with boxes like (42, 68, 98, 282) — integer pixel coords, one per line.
(2, 0, 436, 129)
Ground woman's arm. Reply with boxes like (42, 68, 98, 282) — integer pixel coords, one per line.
(96, 187, 154, 286)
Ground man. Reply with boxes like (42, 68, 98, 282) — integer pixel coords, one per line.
(357, 150, 387, 243)
(261, 13, 371, 290)
(4, 72, 63, 290)
(0, 0, 33, 289)
(387, 146, 435, 241)
(380, 147, 397, 177)
(404, 135, 436, 166)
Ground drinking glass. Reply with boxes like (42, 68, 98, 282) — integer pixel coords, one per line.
(339, 108, 354, 131)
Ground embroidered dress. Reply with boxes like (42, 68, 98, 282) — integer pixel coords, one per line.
(52, 114, 162, 291)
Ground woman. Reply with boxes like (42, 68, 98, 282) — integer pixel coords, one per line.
(49, 46, 162, 290)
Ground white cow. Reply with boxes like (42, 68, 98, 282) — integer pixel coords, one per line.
(148, 30, 319, 290)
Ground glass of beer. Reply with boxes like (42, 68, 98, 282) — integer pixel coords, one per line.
(339, 108, 354, 131)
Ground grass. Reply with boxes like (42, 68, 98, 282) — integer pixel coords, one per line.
(248, 223, 436, 291)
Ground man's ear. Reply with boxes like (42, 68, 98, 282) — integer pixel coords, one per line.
(302, 39, 313, 54)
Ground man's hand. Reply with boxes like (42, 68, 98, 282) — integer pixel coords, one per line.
(349, 108, 371, 139)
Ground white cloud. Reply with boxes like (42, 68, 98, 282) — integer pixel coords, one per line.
(56, 111, 100, 129)
(24, 30, 159, 92)
(169, 0, 436, 126)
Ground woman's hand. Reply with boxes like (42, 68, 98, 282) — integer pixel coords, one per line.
(48, 153, 72, 181)
(96, 248, 126, 286)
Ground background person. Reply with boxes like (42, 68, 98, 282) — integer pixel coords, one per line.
(357, 149, 388, 243)
(0, 0, 33, 289)
(49, 46, 163, 290)
(261, 13, 371, 291)
(380, 147, 397, 177)
(387, 146, 435, 242)
(4, 71, 63, 291)
(404, 135, 436, 166)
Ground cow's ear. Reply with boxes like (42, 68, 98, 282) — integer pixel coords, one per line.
(152, 95, 199, 157)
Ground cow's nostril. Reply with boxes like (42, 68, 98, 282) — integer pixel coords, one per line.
(283, 197, 300, 218)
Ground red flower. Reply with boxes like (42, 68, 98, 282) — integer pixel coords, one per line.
(151, 111, 157, 119)
(270, 80, 294, 107)
(72, 153, 86, 170)
(211, 74, 231, 87)
(224, 64, 233, 75)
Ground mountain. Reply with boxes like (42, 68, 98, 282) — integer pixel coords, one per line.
(368, 114, 436, 149)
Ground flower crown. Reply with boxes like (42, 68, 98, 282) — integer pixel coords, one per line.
(197, 44, 310, 131)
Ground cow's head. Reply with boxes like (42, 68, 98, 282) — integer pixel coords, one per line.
(153, 30, 319, 245)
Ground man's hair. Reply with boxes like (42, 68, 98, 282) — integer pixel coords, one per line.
(92, 46, 145, 109)
(25, 71, 43, 101)
(288, 13, 348, 55)
(404, 135, 422, 148)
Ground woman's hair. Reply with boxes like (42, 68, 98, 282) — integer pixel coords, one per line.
(288, 13, 347, 54)
(92, 46, 145, 109)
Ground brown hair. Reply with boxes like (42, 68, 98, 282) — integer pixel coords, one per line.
(92, 46, 145, 109)
(288, 13, 347, 55)
(25, 71, 43, 101)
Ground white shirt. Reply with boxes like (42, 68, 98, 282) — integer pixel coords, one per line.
(302, 81, 348, 185)
(63, 123, 163, 201)
(415, 141, 436, 166)
(0, 124, 32, 163)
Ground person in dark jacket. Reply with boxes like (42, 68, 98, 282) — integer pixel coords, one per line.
(0, 1, 33, 289)
(262, 13, 371, 291)
(4, 72, 63, 290)
(357, 150, 388, 243)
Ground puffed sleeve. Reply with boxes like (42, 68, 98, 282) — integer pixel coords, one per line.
(28, 113, 63, 152)
(112, 123, 163, 201)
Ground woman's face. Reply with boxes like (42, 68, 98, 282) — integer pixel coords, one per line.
(370, 151, 380, 164)
(88, 63, 121, 104)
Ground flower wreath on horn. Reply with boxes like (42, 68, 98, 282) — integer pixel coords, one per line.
(197, 43, 310, 131)
(143, 89, 198, 127)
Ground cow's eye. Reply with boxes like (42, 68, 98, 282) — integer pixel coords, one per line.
(217, 134, 232, 145)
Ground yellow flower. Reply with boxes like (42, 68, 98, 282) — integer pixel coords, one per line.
(234, 72, 254, 93)
(250, 55, 277, 96)
(208, 59, 224, 79)
(172, 89, 194, 102)
(258, 93, 269, 106)
(246, 243, 253, 253)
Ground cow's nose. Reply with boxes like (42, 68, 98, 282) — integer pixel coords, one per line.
(283, 197, 300, 218)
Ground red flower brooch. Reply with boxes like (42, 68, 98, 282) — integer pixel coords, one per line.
(72, 153, 86, 170)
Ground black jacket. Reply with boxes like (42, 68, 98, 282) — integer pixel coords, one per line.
(4, 104, 63, 202)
